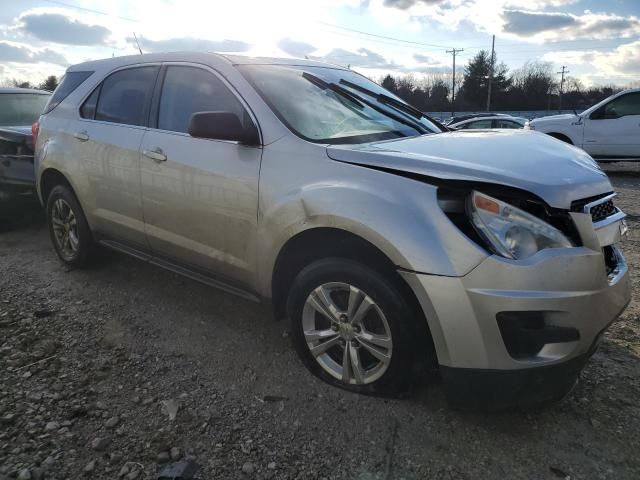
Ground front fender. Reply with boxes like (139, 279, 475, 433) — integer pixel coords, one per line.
(256, 165, 487, 298)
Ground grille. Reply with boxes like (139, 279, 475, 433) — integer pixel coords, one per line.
(590, 199, 616, 222)
(570, 194, 617, 223)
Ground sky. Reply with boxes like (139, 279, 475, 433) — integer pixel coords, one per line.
(0, 0, 638, 89)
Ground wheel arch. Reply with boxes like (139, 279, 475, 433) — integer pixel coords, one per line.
(546, 132, 574, 145)
(270, 227, 438, 370)
(39, 168, 77, 206)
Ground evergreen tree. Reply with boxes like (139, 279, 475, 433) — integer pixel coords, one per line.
(39, 75, 59, 92)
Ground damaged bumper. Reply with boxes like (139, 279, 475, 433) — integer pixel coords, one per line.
(400, 207, 631, 410)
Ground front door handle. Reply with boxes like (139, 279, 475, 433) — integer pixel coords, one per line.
(143, 148, 167, 163)
(74, 131, 89, 142)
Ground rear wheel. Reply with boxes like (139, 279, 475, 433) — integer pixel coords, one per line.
(287, 258, 416, 397)
(46, 185, 93, 268)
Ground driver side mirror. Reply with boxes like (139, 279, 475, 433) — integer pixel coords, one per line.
(188, 111, 260, 146)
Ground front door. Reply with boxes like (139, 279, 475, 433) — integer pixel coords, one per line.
(140, 64, 262, 287)
(583, 91, 640, 159)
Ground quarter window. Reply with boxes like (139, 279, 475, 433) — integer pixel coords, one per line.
(80, 86, 100, 119)
(95, 66, 159, 126)
(158, 66, 248, 134)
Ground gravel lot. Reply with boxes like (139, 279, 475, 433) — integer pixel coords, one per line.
(1, 163, 638, 480)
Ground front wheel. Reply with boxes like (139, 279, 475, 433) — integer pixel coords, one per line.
(46, 185, 93, 268)
(287, 258, 416, 397)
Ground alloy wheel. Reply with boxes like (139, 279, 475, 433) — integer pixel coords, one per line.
(51, 198, 80, 260)
(302, 282, 393, 385)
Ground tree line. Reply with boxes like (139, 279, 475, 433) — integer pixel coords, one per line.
(2, 76, 59, 92)
(380, 50, 630, 113)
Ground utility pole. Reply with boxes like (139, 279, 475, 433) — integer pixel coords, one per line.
(557, 65, 569, 111)
(486, 35, 495, 112)
(446, 47, 463, 116)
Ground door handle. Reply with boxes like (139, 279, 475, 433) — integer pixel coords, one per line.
(143, 148, 167, 163)
(74, 131, 89, 142)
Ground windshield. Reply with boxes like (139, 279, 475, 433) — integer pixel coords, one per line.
(0, 93, 50, 126)
(239, 64, 441, 144)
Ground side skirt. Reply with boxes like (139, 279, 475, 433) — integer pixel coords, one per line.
(98, 239, 261, 303)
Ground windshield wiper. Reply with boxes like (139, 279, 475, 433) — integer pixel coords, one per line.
(338, 79, 449, 131)
(301, 72, 429, 135)
(339, 79, 425, 119)
(302, 72, 364, 108)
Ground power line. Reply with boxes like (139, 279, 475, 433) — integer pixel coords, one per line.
(41, 0, 139, 22)
(318, 21, 454, 49)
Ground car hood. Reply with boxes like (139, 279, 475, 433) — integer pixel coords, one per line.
(530, 114, 578, 124)
(326, 130, 611, 209)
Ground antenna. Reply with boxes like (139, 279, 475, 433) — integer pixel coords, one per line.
(133, 32, 143, 55)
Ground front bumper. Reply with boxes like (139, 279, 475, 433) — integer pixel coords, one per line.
(400, 240, 630, 408)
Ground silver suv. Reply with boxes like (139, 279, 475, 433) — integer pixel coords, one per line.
(35, 53, 630, 409)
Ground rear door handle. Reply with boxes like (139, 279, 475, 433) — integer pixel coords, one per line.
(143, 148, 167, 163)
(74, 131, 89, 142)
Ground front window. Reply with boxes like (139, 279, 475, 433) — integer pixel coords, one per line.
(603, 92, 640, 118)
(239, 65, 440, 144)
(0, 93, 50, 126)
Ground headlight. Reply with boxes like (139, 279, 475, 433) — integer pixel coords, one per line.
(467, 191, 572, 259)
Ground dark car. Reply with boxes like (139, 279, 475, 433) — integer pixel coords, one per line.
(0, 87, 51, 202)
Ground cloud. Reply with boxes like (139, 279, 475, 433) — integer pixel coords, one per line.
(321, 47, 397, 69)
(543, 40, 640, 75)
(502, 10, 575, 35)
(502, 9, 640, 39)
(413, 53, 439, 65)
(128, 36, 251, 53)
(19, 13, 110, 45)
(0, 41, 68, 65)
(383, 0, 445, 8)
(277, 38, 317, 57)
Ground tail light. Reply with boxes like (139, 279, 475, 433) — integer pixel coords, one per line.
(32, 121, 40, 146)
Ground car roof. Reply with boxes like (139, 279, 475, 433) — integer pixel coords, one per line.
(0, 87, 51, 95)
(67, 52, 347, 73)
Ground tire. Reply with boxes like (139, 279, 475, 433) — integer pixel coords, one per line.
(287, 258, 417, 397)
(46, 184, 93, 268)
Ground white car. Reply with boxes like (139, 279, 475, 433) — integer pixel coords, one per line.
(527, 88, 640, 161)
(449, 115, 527, 130)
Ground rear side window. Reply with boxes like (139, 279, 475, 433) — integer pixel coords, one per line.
(464, 119, 492, 129)
(494, 119, 521, 129)
(95, 66, 159, 126)
(44, 71, 93, 114)
(157, 66, 248, 134)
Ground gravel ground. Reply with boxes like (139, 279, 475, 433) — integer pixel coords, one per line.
(0, 163, 638, 480)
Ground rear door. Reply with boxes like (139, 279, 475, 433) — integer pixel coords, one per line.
(582, 92, 640, 158)
(74, 65, 159, 248)
(139, 64, 262, 286)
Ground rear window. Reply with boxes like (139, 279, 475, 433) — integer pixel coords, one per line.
(44, 71, 93, 114)
(0, 93, 51, 126)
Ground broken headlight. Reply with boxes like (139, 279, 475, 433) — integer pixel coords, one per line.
(467, 191, 573, 259)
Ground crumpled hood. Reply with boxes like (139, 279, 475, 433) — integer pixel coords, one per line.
(0, 126, 33, 149)
(326, 130, 611, 209)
